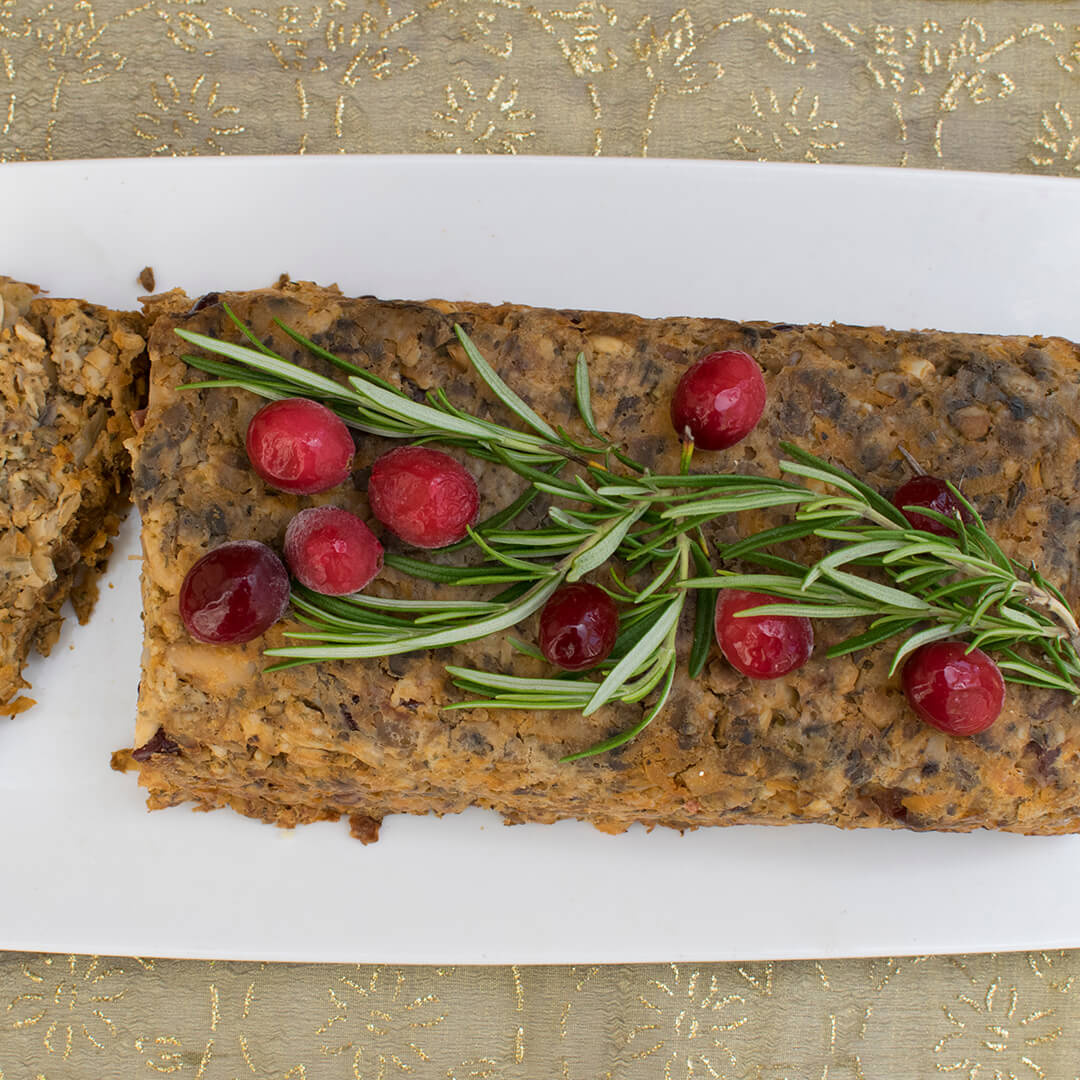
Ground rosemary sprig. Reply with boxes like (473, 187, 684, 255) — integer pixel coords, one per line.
(177, 312, 1080, 761)
(680, 444, 1080, 694)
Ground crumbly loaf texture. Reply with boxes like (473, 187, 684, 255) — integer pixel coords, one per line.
(0, 279, 146, 713)
(114, 281, 1080, 839)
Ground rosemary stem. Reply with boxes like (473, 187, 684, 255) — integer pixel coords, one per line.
(1012, 581, 1080, 652)
(825, 498, 1080, 653)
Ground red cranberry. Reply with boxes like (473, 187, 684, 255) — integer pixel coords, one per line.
(901, 641, 1004, 735)
(715, 589, 813, 679)
(368, 446, 479, 549)
(179, 540, 290, 644)
(670, 350, 767, 451)
(284, 506, 384, 596)
(245, 398, 354, 495)
(892, 475, 972, 536)
(539, 583, 619, 671)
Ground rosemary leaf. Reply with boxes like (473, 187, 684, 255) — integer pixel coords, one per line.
(584, 596, 682, 715)
(888, 625, 963, 676)
(567, 505, 648, 582)
(923, 575, 1003, 605)
(736, 601, 880, 619)
(466, 527, 552, 574)
(818, 568, 931, 611)
(826, 617, 924, 658)
(383, 553, 534, 586)
(636, 550, 681, 604)
(780, 441, 909, 526)
(443, 697, 590, 711)
(562, 656, 677, 762)
(272, 317, 396, 387)
(970, 584, 1010, 628)
(721, 518, 833, 561)
(222, 302, 284, 359)
(688, 546, 716, 679)
(178, 377, 288, 400)
(454, 324, 558, 440)
(547, 507, 601, 533)
(176, 330, 355, 400)
(347, 375, 548, 454)
(802, 540, 906, 589)
(892, 564, 955, 586)
(506, 636, 546, 660)
(997, 651, 1080, 694)
(659, 489, 812, 518)
(621, 650, 676, 703)
(267, 573, 564, 662)
(575, 352, 602, 439)
(445, 667, 595, 696)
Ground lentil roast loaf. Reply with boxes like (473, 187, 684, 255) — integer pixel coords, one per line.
(114, 280, 1080, 839)
(0, 278, 147, 713)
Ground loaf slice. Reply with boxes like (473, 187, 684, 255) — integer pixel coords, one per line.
(0, 278, 147, 713)
(114, 280, 1080, 838)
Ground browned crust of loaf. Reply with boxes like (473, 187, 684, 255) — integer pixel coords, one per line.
(0, 278, 148, 710)
(123, 280, 1080, 838)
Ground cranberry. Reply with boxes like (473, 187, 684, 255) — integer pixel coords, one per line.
(284, 506, 384, 596)
(670, 350, 767, 451)
(245, 398, 354, 495)
(179, 540, 290, 644)
(368, 446, 480, 549)
(715, 589, 813, 679)
(901, 641, 1005, 735)
(131, 727, 181, 761)
(892, 475, 972, 536)
(539, 583, 619, 671)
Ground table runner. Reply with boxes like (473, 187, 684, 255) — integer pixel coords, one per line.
(4, 0, 1080, 1075)
(2, 953, 1079, 1076)
(3, 0, 1080, 169)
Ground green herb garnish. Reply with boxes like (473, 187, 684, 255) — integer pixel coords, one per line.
(177, 309, 1080, 759)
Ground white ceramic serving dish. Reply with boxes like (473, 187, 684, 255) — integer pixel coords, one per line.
(2, 155, 1078, 963)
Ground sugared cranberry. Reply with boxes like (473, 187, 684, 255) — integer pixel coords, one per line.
(715, 589, 813, 679)
(245, 398, 354, 495)
(670, 350, 767, 451)
(368, 446, 479, 549)
(901, 641, 1004, 735)
(284, 506, 384, 596)
(539, 583, 619, 671)
(179, 540, 290, 644)
(892, 475, 972, 536)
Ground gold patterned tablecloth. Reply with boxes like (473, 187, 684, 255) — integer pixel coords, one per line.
(2, 953, 1080, 1077)
(5, 1, 1080, 1077)
(2, 0, 1080, 168)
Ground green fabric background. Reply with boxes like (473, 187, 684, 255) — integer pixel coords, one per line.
(4, 0, 1080, 1076)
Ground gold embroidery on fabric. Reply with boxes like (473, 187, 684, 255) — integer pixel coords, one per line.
(734, 84, 842, 161)
(429, 72, 535, 152)
(318, 966, 449, 1077)
(934, 976, 1067, 1076)
(7, 956, 123, 1060)
(133, 1033, 184, 1073)
(625, 964, 750, 1076)
(132, 72, 245, 154)
(1030, 102, 1079, 173)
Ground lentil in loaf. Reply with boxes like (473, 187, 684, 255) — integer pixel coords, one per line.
(0, 278, 146, 712)
(115, 280, 1080, 839)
